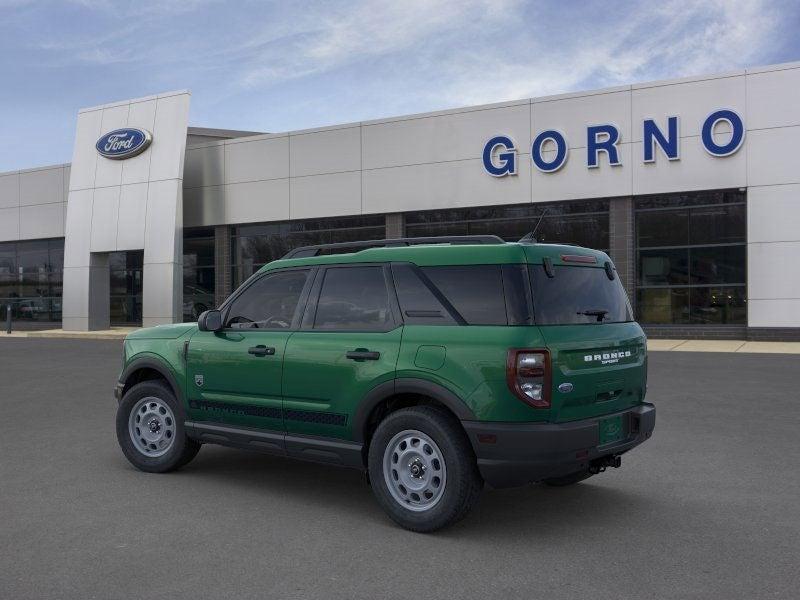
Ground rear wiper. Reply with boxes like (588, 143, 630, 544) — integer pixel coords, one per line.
(577, 309, 608, 322)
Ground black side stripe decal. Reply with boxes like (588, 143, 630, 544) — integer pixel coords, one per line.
(189, 400, 347, 426)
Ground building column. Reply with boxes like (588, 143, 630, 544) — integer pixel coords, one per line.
(386, 213, 405, 238)
(608, 197, 635, 309)
(63, 252, 111, 331)
(214, 225, 232, 306)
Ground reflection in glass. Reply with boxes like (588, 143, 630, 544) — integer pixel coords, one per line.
(405, 201, 610, 250)
(0, 238, 64, 323)
(109, 251, 143, 326)
(231, 216, 386, 288)
(635, 189, 746, 325)
(690, 287, 746, 324)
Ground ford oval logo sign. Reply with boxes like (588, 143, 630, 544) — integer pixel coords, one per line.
(96, 128, 152, 160)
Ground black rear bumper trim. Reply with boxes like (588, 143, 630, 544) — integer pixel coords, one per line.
(462, 403, 655, 488)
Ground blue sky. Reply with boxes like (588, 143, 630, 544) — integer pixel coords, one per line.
(1, 0, 798, 171)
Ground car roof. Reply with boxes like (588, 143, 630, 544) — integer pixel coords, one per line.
(260, 241, 611, 272)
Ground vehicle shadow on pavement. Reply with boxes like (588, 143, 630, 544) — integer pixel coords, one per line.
(143, 444, 651, 537)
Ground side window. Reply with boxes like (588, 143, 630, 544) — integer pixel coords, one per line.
(313, 266, 393, 331)
(226, 270, 309, 329)
(421, 265, 508, 325)
(391, 263, 456, 325)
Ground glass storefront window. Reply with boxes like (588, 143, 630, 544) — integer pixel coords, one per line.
(405, 200, 610, 251)
(231, 215, 386, 288)
(0, 238, 64, 324)
(109, 251, 143, 326)
(183, 228, 216, 321)
(635, 190, 746, 325)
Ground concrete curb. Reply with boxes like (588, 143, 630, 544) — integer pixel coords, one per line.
(647, 339, 800, 354)
(0, 328, 137, 340)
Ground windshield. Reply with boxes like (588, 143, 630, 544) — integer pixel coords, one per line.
(530, 264, 633, 325)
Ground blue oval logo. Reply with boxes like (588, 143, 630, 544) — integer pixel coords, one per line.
(96, 128, 152, 160)
(558, 382, 574, 394)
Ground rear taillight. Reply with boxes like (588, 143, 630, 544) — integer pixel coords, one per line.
(506, 349, 551, 408)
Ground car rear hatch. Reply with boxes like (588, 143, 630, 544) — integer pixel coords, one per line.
(527, 251, 647, 423)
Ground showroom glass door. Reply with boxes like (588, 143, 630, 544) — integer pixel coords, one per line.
(110, 251, 143, 326)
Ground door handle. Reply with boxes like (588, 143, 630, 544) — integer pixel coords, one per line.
(346, 350, 381, 361)
(248, 345, 275, 357)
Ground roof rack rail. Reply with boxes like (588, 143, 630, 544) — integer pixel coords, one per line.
(281, 235, 505, 259)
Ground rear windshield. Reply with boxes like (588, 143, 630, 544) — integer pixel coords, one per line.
(530, 264, 633, 325)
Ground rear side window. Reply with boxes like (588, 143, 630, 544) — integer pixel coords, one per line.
(391, 264, 457, 325)
(313, 266, 393, 330)
(530, 265, 632, 325)
(421, 265, 507, 325)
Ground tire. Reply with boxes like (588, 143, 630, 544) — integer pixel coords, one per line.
(116, 380, 200, 473)
(368, 406, 482, 532)
(542, 469, 594, 487)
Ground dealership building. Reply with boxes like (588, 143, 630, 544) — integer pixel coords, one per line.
(1, 60, 799, 339)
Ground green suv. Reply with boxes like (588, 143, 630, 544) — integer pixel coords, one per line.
(115, 235, 655, 532)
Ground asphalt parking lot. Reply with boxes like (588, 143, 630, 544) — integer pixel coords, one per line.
(1, 338, 798, 599)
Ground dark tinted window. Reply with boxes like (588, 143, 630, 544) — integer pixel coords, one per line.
(405, 200, 610, 251)
(531, 265, 632, 325)
(639, 249, 689, 286)
(314, 267, 392, 330)
(422, 266, 507, 325)
(226, 270, 309, 329)
(689, 246, 746, 285)
(634, 189, 746, 325)
(501, 265, 533, 325)
(231, 215, 385, 287)
(391, 264, 456, 325)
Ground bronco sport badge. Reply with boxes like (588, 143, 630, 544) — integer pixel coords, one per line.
(584, 350, 633, 365)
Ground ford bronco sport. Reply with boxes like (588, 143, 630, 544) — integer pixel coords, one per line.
(115, 235, 655, 532)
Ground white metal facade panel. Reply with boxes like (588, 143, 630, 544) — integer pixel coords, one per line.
(631, 75, 746, 141)
(290, 126, 361, 177)
(533, 89, 632, 148)
(362, 103, 530, 169)
(225, 136, 289, 184)
(745, 67, 800, 130)
(19, 166, 64, 206)
(0, 173, 19, 209)
(0, 207, 19, 239)
(62, 91, 190, 330)
(291, 171, 361, 220)
(225, 178, 290, 224)
(363, 158, 532, 214)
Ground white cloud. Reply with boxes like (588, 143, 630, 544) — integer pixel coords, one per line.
(236, 0, 522, 88)
(433, 0, 783, 106)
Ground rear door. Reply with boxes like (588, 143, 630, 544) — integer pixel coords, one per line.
(529, 260, 647, 423)
(282, 264, 402, 440)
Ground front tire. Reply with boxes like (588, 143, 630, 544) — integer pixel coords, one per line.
(368, 406, 482, 532)
(116, 380, 200, 473)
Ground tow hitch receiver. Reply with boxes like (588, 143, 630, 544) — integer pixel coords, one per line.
(589, 455, 622, 474)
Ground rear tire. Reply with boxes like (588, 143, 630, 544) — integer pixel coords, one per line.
(543, 469, 593, 487)
(368, 406, 482, 532)
(116, 380, 200, 473)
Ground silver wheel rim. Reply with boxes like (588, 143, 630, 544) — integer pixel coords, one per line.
(128, 396, 176, 458)
(382, 429, 447, 512)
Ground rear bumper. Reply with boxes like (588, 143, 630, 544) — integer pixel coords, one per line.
(462, 403, 655, 489)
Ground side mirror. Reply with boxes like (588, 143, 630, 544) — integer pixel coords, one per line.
(198, 309, 223, 332)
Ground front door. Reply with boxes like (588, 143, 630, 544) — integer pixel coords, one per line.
(186, 267, 313, 432)
(282, 264, 402, 440)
